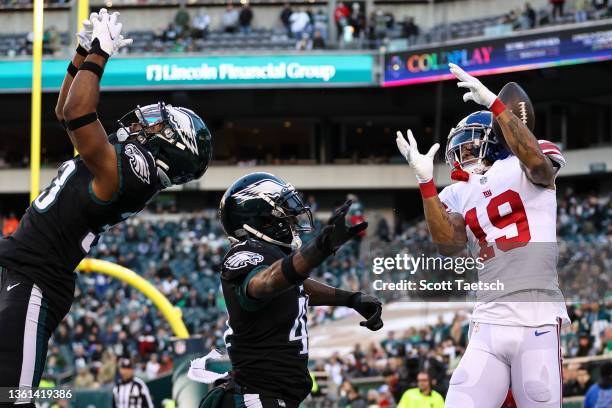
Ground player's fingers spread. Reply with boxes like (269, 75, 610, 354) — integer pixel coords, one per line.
(426, 143, 440, 158)
(406, 129, 418, 151)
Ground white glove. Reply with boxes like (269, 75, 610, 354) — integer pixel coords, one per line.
(449, 63, 497, 108)
(76, 10, 103, 51)
(91, 10, 132, 57)
(396, 129, 439, 183)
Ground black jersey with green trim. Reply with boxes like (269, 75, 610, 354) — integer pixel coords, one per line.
(221, 239, 312, 403)
(0, 142, 159, 304)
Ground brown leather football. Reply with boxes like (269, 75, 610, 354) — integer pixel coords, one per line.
(492, 82, 535, 147)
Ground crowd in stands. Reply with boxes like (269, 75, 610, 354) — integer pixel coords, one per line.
(1, 187, 609, 403)
(3, 0, 612, 56)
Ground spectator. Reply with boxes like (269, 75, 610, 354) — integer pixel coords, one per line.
(312, 29, 326, 49)
(192, 9, 211, 39)
(74, 366, 96, 389)
(113, 358, 154, 408)
(2, 212, 18, 236)
(239, 3, 254, 34)
(296, 32, 313, 51)
(313, 9, 328, 40)
(145, 353, 160, 379)
(397, 372, 444, 408)
(402, 16, 419, 46)
(290, 8, 310, 39)
(575, 0, 589, 22)
(334, 2, 350, 38)
(174, 5, 190, 36)
(550, 0, 566, 21)
(222, 4, 239, 34)
(349, 3, 364, 37)
(522, 3, 537, 28)
(280, 3, 293, 35)
(584, 361, 612, 408)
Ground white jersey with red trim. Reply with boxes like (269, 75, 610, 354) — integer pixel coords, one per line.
(439, 153, 569, 327)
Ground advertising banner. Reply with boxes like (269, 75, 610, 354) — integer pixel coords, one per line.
(0, 54, 375, 92)
(383, 22, 612, 86)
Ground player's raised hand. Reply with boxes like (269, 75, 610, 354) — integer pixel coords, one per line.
(348, 292, 383, 331)
(319, 200, 368, 254)
(396, 129, 439, 183)
(449, 63, 497, 108)
(76, 11, 101, 52)
(91, 10, 132, 58)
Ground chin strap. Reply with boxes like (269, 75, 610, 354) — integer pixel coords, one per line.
(242, 224, 301, 250)
(451, 162, 470, 182)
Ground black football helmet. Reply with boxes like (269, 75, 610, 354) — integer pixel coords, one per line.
(219, 172, 314, 250)
(116, 102, 212, 187)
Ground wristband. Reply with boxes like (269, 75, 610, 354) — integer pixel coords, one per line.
(335, 288, 356, 307)
(89, 38, 109, 61)
(419, 179, 438, 199)
(76, 44, 88, 57)
(67, 62, 79, 77)
(281, 255, 306, 285)
(490, 98, 506, 116)
(79, 61, 104, 79)
(66, 112, 98, 131)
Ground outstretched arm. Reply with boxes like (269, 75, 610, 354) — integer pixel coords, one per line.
(55, 11, 99, 139)
(303, 279, 383, 331)
(247, 200, 368, 300)
(63, 11, 131, 201)
(396, 130, 467, 255)
(448, 63, 555, 188)
(494, 109, 555, 188)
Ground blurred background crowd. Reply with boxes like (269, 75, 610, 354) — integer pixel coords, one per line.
(1, 187, 609, 405)
(2, 0, 612, 56)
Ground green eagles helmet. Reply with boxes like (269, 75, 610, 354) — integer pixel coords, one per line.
(117, 101, 212, 186)
(219, 172, 314, 250)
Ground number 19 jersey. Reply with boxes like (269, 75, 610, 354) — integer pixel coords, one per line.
(439, 155, 569, 327)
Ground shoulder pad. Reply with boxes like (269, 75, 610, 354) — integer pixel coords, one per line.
(221, 239, 285, 280)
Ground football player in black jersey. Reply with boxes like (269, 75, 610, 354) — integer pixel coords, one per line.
(205, 172, 383, 408)
(0, 11, 211, 404)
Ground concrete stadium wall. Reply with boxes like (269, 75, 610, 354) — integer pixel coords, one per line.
(1, 146, 610, 193)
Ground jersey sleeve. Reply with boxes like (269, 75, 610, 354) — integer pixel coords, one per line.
(438, 185, 461, 214)
(221, 240, 286, 311)
(117, 143, 158, 198)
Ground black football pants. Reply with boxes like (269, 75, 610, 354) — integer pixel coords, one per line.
(0, 267, 72, 407)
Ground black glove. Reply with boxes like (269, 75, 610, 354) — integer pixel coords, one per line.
(348, 292, 383, 331)
(319, 200, 368, 254)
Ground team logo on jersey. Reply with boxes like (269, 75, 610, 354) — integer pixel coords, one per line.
(233, 179, 286, 204)
(167, 106, 199, 156)
(224, 251, 264, 270)
(125, 144, 150, 184)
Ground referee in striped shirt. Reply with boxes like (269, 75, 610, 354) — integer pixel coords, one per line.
(112, 358, 154, 408)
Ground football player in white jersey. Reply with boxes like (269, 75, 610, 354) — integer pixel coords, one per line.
(395, 64, 569, 408)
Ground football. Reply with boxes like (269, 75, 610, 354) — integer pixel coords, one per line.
(493, 82, 535, 147)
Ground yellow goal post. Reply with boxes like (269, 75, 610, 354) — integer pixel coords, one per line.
(77, 258, 190, 339)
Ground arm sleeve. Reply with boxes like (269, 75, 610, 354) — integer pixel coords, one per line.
(234, 265, 271, 311)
